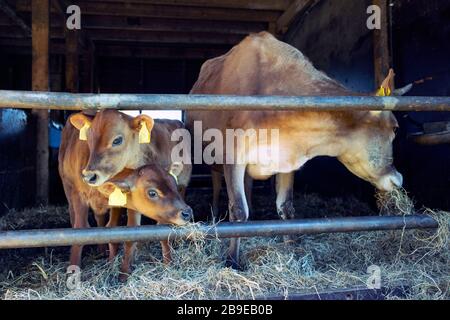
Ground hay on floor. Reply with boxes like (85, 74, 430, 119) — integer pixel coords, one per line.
(0, 191, 448, 300)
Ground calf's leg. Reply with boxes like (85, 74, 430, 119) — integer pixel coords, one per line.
(119, 210, 141, 281)
(106, 207, 122, 262)
(69, 195, 89, 267)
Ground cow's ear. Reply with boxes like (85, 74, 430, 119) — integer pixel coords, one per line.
(70, 113, 92, 130)
(168, 162, 184, 177)
(132, 114, 154, 132)
(374, 68, 395, 96)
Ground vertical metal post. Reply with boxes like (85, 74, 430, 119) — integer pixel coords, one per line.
(373, 0, 391, 88)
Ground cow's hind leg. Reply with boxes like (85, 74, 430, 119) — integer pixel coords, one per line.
(211, 169, 222, 220)
(119, 210, 141, 282)
(223, 164, 248, 270)
(244, 172, 253, 216)
(276, 172, 296, 243)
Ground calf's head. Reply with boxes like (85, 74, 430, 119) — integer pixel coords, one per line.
(70, 110, 154, 186)
(103, 163, 192, 225)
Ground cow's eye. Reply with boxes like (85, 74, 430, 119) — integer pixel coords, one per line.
(112, 136, 123, 146)
(147, 189, 158, 199)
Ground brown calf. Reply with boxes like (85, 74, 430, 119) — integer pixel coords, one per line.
(58, 112, 192, 276)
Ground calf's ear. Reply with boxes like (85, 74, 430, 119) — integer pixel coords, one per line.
(106, 168, 137, 193)
(69, 113, 92, 130)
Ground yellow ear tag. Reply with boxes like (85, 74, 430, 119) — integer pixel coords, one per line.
(108, 188, 127, 207)
(376, 86, 391, 97)
(139, 121, 151, 144)
(169, 170, 179, 185)
(79, 123, 90, 141)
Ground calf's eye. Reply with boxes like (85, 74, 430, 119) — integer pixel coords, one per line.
(147, 189, 158, 199)
(112, 136, 123, 146)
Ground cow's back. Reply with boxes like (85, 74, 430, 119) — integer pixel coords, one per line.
(187, 31, 354, 131)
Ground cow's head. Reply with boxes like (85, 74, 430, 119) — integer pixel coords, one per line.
(102, 163, 192, 225)
(69, 110, 154, 186)
(337, 70, 403, 192)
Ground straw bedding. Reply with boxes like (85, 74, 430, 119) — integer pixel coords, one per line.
(0, 189, 448, 300)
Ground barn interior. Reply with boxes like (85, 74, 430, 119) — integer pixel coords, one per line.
(1, 0, 449, 217)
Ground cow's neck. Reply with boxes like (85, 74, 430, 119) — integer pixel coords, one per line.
(280, 110, 358, 159)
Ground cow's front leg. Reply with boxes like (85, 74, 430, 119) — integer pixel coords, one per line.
(119, 210, 141, 282)
(159, 223, 173, 264)
(276, 172, 296, 243)
(94, 213, 108, 256)
(69, 195, 89, 267)
(244, 172, 253, 216)
(211, 169, 222, 220)
(223, 164, 248, 270)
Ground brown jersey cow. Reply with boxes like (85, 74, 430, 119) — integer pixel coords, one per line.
(186, 31, 403, 269)
(58, 111, 192, 275)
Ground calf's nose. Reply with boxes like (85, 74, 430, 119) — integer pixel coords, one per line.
(81, 170, 98, 185)
(181, 207, 193, 221)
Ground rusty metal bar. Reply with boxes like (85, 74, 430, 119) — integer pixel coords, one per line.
(0, 90, 450, 111)
(0, 215, 438, 249)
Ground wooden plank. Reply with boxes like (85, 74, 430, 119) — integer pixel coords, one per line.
(87, 30, 245, 45)
(86, 0, 291, 11)
(95, 45, 229, 59)
(276, 0, 311, 34)
(80, 46, 94, 93)
(81, 16, 266, 35)
(0, 39, 227, 59)
(1, 13, 267, 35)
(0, 0, 31, 36)
(31, 0, 49, 206)
(16, 0, 281, 22)
(373, 0, 391, 88)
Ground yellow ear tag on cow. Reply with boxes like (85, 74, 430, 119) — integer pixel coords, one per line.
(108, 188, 127, 207)
(139, 121, 151, 144)
(79, 123, 90, 141)
(376, 86, 391, 97)
(169, 170, 179, 185)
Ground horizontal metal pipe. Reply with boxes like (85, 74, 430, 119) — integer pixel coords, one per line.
(0, 215, 438, 249)
(0, 90, 450, 111)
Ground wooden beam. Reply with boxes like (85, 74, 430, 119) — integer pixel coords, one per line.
(31, 0, 49, 206)
(65, 29, 79, 93)
(86, 0, 291, 11)
(0, 0, 31, 36)
(80, 45, 94, 93)
(81, 16, 267, 35)
(16, 0, 281, 22)
(95, 45, 229, 59)
(276, 0, 311, 34)
(87, 30, 245, 45)
(373, 0, 391, 88)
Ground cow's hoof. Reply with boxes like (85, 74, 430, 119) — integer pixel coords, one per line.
(225, 258, 243, 271)
(283, 235, 296, 244)
(118, 272, 130, 283)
